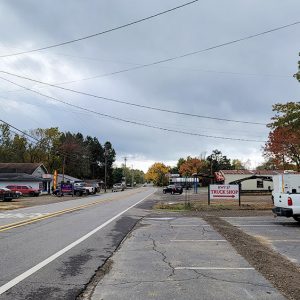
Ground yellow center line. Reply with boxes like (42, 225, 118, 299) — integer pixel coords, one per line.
(0, 189, 141, 233)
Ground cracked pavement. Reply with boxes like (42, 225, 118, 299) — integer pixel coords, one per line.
(91, 217, 285, 300)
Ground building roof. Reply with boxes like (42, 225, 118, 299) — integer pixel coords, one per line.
(220, 169, 298, 176)
(0, 163, 48, 175)
(0, 173, 48, 182)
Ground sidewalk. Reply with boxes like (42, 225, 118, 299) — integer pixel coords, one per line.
(91, 216, 285, 300)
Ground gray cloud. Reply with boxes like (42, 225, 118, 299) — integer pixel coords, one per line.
(0, 0, 299, 171)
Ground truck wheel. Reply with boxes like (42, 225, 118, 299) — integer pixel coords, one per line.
(171, 190, 174, 195)
(163, 190, 166, 194)
(293, 216, 300, 223)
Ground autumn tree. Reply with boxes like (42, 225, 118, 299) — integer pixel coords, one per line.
(264, 102, 300, 171)
(145, 163, 169, 186)
(231, 159, 245, 170)
(179, 157, 208, 176)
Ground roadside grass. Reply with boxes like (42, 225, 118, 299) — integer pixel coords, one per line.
(154, 201, 273, 211)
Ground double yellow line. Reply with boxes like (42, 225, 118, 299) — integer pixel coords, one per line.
(0, 197, 111, 233)
(0, 188, 143, 233)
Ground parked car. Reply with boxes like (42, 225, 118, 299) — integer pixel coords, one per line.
(6, 185, 40, 197)
(0, 187, 14, 202)
(112, 183, 125, 192)
(163, 184, 183, 195)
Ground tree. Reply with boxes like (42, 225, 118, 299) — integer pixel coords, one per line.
(231, 159, 245, 170)
(179, 157, 208, 176)
(264, 102, 300, 171)
(145, 163, 169, 186)
(206, 149, 232, 174)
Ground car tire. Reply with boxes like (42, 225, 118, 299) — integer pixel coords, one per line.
(293, 216, 300, 223)
(163, 190, 166, 194)
(171, 190, 174, 195)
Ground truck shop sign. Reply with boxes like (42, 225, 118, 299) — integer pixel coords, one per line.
(209, 184, 240, 200)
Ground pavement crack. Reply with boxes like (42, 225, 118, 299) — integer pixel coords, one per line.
(192, 269, 273, 288)
(149, 236, 175, 277)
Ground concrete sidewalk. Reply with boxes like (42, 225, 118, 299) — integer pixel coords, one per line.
(91, 217, 285, 300)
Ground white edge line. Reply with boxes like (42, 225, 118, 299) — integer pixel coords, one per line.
(170, 240, 226, 242)
(235, 225, 279, 227)
(175, 267, 255, 270)
(0, 191, 154, 295)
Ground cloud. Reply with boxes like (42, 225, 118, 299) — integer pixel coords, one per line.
(0, 0, 299, 171)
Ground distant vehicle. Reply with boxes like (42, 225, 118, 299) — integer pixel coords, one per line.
(112, 183, 125, 192)
(0, 187, 14, 202)
(6, 185, 40, 197)
(163, 184, 183, 195)
(272, 174, 300, 222)
(74, 181, 96, 195)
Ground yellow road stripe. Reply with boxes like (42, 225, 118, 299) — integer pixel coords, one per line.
(0, 189, 141, 233)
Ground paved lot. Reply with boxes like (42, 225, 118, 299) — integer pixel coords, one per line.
(224, 216, 300, 266)
(91, 217, 285, 300)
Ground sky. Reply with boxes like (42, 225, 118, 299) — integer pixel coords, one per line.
(0, 0, 299, 172)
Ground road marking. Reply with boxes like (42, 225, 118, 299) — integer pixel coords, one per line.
(270, 240, 300, 242)
(171, 239, 226, 242)
(0, 213, 51, 219)
(234, 225, 279, 227)
(0, 191, 154, 295)
(0, 196, 120, 232)
(145, 217, 175, 220)
(171, 224, 210, 227)
(175, 267, 255, 270)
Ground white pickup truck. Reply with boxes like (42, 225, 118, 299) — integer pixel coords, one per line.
(272, 173, 300, 222)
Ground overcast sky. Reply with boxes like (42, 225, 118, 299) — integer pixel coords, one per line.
(0, 0, 299, 172)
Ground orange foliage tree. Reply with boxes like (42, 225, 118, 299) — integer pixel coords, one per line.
(179, 157, 208, 176)
(145, 162, 170, 186)
(264, 102, 300, 171)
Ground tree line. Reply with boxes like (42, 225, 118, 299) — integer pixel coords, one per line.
(145, 149, 244, 186)
(0, 125, 118, 185)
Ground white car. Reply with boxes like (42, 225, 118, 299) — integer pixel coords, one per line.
(112, 183, 125, 192)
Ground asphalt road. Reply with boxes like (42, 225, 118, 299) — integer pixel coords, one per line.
(0, 187, 155, 300)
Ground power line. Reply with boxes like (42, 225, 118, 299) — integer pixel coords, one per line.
(5, 21, 295, 80)
(0, 70, 267, 125)
(0, 76, 266, 143)
(0, 119, 88, 163)
(0, 0, 199, 58)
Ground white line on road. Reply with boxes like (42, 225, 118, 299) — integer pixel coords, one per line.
(171, 240, 226, 242)
(234, 225, 279, 227)
(175, 267, 255, 270)
(270, 240, 300, 242)
(0, 191, 154, 295)
(171, 225, 209, 227)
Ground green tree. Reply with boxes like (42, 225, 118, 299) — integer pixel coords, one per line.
(206, 150, 232, 174)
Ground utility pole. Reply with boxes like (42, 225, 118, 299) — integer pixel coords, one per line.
(123, 156, 127, 185)
(62, 155, 66, 182)
(104, 147, 109, 193)
(131, 165, 134, 187)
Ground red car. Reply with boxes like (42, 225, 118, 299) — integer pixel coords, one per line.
(6, 185, 40, 197)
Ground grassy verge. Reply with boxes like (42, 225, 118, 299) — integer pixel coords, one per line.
(154, 201, 273, 211)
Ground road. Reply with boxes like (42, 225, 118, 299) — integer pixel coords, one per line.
(0, 187, 155, 300)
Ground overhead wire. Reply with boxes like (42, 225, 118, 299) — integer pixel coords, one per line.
(0, 76, 266, 143)
(0, 119, 88, 163)
(0, 0, 200, 58)
(0, 70, 267, 125)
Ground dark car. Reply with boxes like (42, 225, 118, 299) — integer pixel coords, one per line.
(0, 188, 14, 202)
(163, 184, 183, 195)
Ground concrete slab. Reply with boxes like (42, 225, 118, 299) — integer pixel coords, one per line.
(92, 217, 285, 300)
